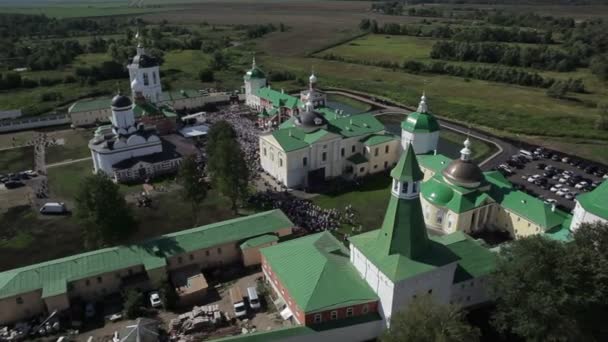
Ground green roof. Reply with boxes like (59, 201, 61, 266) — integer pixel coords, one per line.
(486, 174, 570, 230)
(0, 210, 293, 300)
(417, 154, 452, 174)
(256, 87, 300, 109)
(257, 108, 278, 118)
(390, 146, 424, 182)
(244, 66, 266, 80)
(68, 97, 111, 113)
(575, 181, 608, 219)
(240, 234, 278, 250)
(326, 114, 385, 138)
(270, 128, 336, 152)
(431, 232, 496, 283)
(360, 133, 398, 146)
(401, 111, 440, 133)
(421, 174, 493, 213)
(261, 232, 378, 313)
(347, 153, 368, 165)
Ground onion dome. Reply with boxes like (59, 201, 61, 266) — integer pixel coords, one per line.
(309, 72, 317, 84)
(422, 181, 455, 206)
(130, 53, 159, 68)
(295, 101, 327, 131)
(442, 138, 483, 188)
(401, 92, 440, 133)
(111, 94, 132, 108)
(245, 56, 265, 79)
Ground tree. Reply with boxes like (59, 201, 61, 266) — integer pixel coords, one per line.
(160, 280, 179, 310)
(124, 289, 145, 319)
(207, 121, 249, 213)
(212, 50, 227, 70)
(177, 155, 207, 225)
(382, 295, 480, 342)
(546, 81, 568, 99)
(198, 68, 214, 83)
(489, 224, 608, 342)
(75, 173, 136, 247)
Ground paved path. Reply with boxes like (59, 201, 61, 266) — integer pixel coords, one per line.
(47, 156, 91, 168)
(326, 88, 516, 170)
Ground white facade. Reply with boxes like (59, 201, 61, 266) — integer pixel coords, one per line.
(128, 41, 162, 103)
(570, 201, 607, 231)
(299, 73, 327, 108)
(244, 58, 267, 110)
(401, 129, 439, 155)
(259, 133, 400, 189)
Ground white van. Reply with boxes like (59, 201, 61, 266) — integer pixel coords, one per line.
(519, 150, 535, 160)
(247, 287, 261, 310)
(230, 287, 247, 318)
(40, 202, 68, 215)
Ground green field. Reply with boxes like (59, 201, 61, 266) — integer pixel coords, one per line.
(318, 35, 435, 63)
(0, 4, 171, 18)
(0, 146, 34, 174)
(46, 129, 93, 164)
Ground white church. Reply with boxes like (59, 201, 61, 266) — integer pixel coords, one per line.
(88, 94, 182, 183)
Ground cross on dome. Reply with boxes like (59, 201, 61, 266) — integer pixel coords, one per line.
(460, 137, 472, 161)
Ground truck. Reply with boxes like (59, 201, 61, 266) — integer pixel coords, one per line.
(230, 287, 247, 319)
(39, 202, 68, 215)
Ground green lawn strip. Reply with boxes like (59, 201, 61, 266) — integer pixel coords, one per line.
(0, 146, 34, 174)
(46, 130, 93, 164)
(326, 93, 372, 113)
(440, 130, 496, 163)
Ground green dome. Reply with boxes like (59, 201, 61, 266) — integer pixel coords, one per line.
(245, 66, 265, 79)
(422, 181, 454, 206)
(401, 111, 440, 133)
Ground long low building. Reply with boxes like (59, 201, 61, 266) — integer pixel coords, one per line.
(0, 210, 294, 324)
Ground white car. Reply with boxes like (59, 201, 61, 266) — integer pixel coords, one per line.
(556, 189, 569, 197)
(544, 198, 558, 205)
(558, 177, 568, 184)
(149, 292, 162, 308)
(565, 193, 576, 200)
(550, 184, 563, 192)
(575, 181, 588, 189)
(527, 174, 541, 182)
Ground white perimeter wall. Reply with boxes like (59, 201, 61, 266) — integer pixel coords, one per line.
(570, 201, 607, 231)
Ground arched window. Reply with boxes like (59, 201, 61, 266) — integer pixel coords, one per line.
(401, 182, 409, 193)
(152, 71, 157, 85)
(143, 73, 149, 86)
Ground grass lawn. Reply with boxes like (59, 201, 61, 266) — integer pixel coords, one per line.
(0, 146, 34, 174)
(46, 129, 93, 164)
(313, 172, 392, 235)
(46, 159, 93, 200)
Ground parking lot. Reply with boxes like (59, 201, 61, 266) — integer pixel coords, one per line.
(496, 148, 607, 212)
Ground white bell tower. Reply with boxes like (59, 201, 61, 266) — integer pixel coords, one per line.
(128, 31, 163, 104)
(401, 92, 440, 155)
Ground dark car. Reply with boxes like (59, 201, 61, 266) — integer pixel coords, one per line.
(570, 159, 581, 167)
(4, 181, 24, 189)
(585, 166, 598, 174)
(536, 163, 547, 170)
(594, 169, 606, 177)
(551, 155, 560, 161)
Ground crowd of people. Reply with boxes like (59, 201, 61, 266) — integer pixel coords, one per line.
(198, 105, 261, 180)
(248, 190, 359, 233)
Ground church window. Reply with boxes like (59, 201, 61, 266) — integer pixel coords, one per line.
(16, 297, 23, 305)
(385, 145, 389, 154)
(263, 148, 267, 156)
(428, 289, 433, 294)
(314, 314, 322, 323)
(362, 304, 369, 314)
(85, 279, 90, 286)
(97, 276, 102, 284)
(217, 247, 222, 254)
(189, 254, 194, 261)
(352, 146, 355, 153)
(360, 167, 365, 173)
(528, 222, 531, 227)
(322, 152, 327, 162)
(323, 145, 327, 149)
(401, 182, 409, 193)
(152, 71, 157, 84)
(341, 148, 345, 157)
(412, 182, 418, 193)
(178, 256, 183, 264)
(374, 148, 379, 157)
(330, 311, 338, 320)
(303, 157, 307, 166)
(374, 164, 377, 169)
(437, 209, 445, 224)
(143, 73, 149, 86)
(279, 159, 283, 167)
(346, 307, 354, 317)
(206, 250, 210, 256)
(270, 154, 274, 161)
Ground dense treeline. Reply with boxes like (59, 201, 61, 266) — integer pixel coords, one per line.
(430, 40, 578, 71)
(0, 14, 125, 39)
(320, 53, 585, 92)
(363, 20, 552, 44)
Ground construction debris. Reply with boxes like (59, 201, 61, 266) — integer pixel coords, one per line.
(169, 304, 226, 339)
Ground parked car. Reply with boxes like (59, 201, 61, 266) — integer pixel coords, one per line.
(565, 192, 576, 200)
(247, 287, 261, 310)
(551, 155, 560, 161)
(544, 198, 558, 205)
(561, 157, 570, 163)
(519, 150, 535, 160)
(558, 177, 568, 184)
(536, 163, 547, 170)
(149, 292, 162, 308)
(556, 188, 570, 197)
(39, 202, 68, 215)
(550, 184, 563, 192)
(230, 287, 247, 319)
(4, 180, 24, 189)
(527, 175, 541, 183)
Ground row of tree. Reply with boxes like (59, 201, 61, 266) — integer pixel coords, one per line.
(320, 53, 585, 92)
(430, 40, 579, 72)
(382, 222, 608, 342)
(362, 20, 552, 44)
